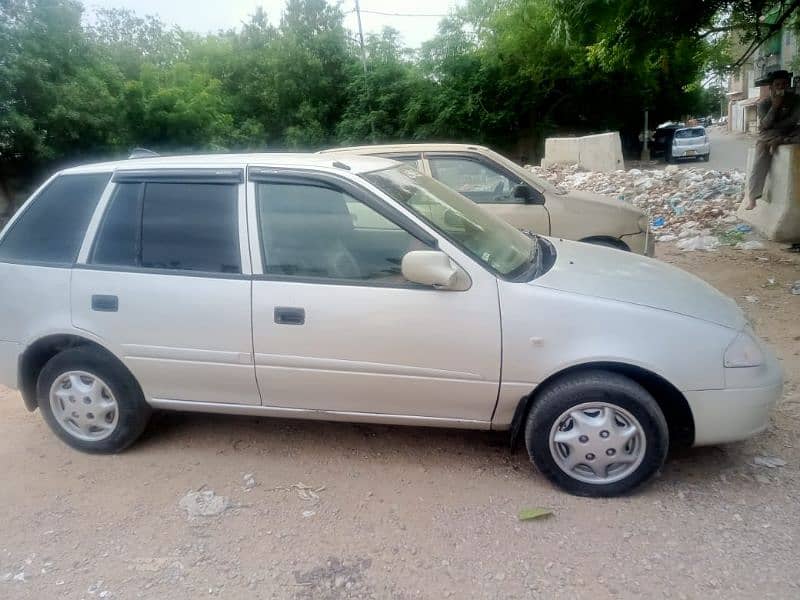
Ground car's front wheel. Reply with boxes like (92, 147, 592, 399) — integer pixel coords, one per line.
(524, 370, 668, 497)
(37, 347, 151, 454)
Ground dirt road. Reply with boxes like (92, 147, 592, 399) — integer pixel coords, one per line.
(1, 243, 798, 599)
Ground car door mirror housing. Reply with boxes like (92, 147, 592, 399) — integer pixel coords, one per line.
(513, 184, 545, 205)
(401, 251, 471, 291)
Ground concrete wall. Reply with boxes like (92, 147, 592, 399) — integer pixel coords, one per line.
(739, 145, 800, 241)
(541, 132, 624, 172)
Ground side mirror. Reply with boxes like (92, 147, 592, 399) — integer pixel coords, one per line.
(513, 184, 545, 205)
(401, 251, 471, 291)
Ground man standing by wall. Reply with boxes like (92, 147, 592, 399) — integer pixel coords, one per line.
(746, 70, 800, 209)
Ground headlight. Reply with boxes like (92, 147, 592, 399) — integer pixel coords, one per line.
(724, 331, 764, 368)
(637, 215, 649, 232)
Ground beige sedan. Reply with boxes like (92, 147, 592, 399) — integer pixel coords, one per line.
(322, 143, 654, 255)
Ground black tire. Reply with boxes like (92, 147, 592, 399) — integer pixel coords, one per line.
(524, 370, 668, 497)
(37, 347, 151, 453)
(701, 153, 710, 162)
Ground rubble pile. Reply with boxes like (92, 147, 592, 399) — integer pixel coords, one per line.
(529, 163, 753, 249)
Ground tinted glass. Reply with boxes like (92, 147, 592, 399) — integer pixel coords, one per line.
(141, 183, 240, 273)
(257, 182, 424, 283)
(91, 183, 140, 267)
(428, 157, 519, 204)
(0, 173, 110, 264)
(91, 182, 240, 274)
(363, 165, 534, 277)
(675, 128, 705, 139)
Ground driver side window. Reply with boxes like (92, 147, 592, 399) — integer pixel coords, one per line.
(428, 157, 521, 204)
(255, 181, 429, 284)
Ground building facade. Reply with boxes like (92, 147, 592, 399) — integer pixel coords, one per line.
(727, 26, 798, 133)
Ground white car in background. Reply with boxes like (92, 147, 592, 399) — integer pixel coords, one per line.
(669, 126, 712, 163)
(0, 154, 781, 497)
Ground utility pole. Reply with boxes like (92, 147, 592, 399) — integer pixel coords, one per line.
(354, 0, 376, 140)
(640, 109, 650, 161)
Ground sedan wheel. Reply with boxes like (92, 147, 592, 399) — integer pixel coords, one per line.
(38, 347, 151, 453)
(49, 371, 120, 442)
(525, 370, 669, 497)
(548, 402, 646, 485)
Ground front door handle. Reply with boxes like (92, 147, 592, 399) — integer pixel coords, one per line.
(274, 307, 305, 325)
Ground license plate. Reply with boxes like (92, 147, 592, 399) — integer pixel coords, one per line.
(686, 150, 696, 155)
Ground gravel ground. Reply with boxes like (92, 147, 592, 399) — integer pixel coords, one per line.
(0, 242, 798, 599)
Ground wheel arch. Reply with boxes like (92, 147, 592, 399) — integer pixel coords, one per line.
(509, 362, 695, 449)
(18, 334, 132, 412)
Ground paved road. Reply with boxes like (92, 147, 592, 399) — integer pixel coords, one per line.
(703, 127, 752, 171)
(636, 126, 752, 172)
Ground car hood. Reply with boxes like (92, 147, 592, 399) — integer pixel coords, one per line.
(564, 190, 645, 219)
(531, 238, 745, 329)
(542, 189, 646, 237)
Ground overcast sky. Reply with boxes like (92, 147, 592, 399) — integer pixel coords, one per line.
(84, 0, 462, 48)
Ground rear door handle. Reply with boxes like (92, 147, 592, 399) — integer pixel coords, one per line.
(274, 307, 305, 325)
(92, 295, 118, 312)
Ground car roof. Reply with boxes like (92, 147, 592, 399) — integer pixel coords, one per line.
(320, 143, 491, 155)
(58, 153, 398, 176)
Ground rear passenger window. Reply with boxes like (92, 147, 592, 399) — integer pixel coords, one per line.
(91, 182, 241, 274)
(0, 173, 110, 265)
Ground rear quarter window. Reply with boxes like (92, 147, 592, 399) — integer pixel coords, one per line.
(0, 173, 110, 265)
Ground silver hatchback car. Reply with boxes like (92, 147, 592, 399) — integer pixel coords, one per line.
(0, 154, 781, 496)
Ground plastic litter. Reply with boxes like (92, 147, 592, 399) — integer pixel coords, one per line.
(651, 216, 665, 228)
(677, 235, 720, 252)
(792, 281, 800, 295)
(529, 164, 746, 238)
(735, 240, 765, 250)
(736, 223, 753, 233)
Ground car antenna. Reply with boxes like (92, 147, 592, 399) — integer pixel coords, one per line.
(128, 148, 160, 159)
(332, 160, 352, 171)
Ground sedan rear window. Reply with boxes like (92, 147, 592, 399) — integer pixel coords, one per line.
(675, 128, 705, 139)
(0, 173, 110, 265)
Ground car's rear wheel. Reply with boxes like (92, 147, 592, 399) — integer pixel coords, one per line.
(524, 370, 668, 497)
(37, 347, 150, 453)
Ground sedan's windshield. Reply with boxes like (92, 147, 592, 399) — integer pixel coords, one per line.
(362, 165, 536, 277)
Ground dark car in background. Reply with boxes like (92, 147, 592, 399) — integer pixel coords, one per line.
(651, 125, 680, 160)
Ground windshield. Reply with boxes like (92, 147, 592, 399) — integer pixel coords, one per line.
(362, 165, 536, 277)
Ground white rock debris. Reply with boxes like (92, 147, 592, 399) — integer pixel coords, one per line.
(528, 164, 754, 247)
(179, 489, 230, 519)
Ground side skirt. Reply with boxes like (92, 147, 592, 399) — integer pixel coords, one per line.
(148, 398, 491, 430)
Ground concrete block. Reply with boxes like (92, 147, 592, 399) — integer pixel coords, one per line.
(739, 144, 800, 242)
(540, 132, 624, 173)
(541, 137, 580, 169)
(578, 132, 624, 172)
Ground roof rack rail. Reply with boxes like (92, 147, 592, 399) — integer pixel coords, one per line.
(128, 148, 160, 159)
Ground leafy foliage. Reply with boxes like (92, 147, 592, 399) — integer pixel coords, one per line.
(2, 0, 794, 202)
